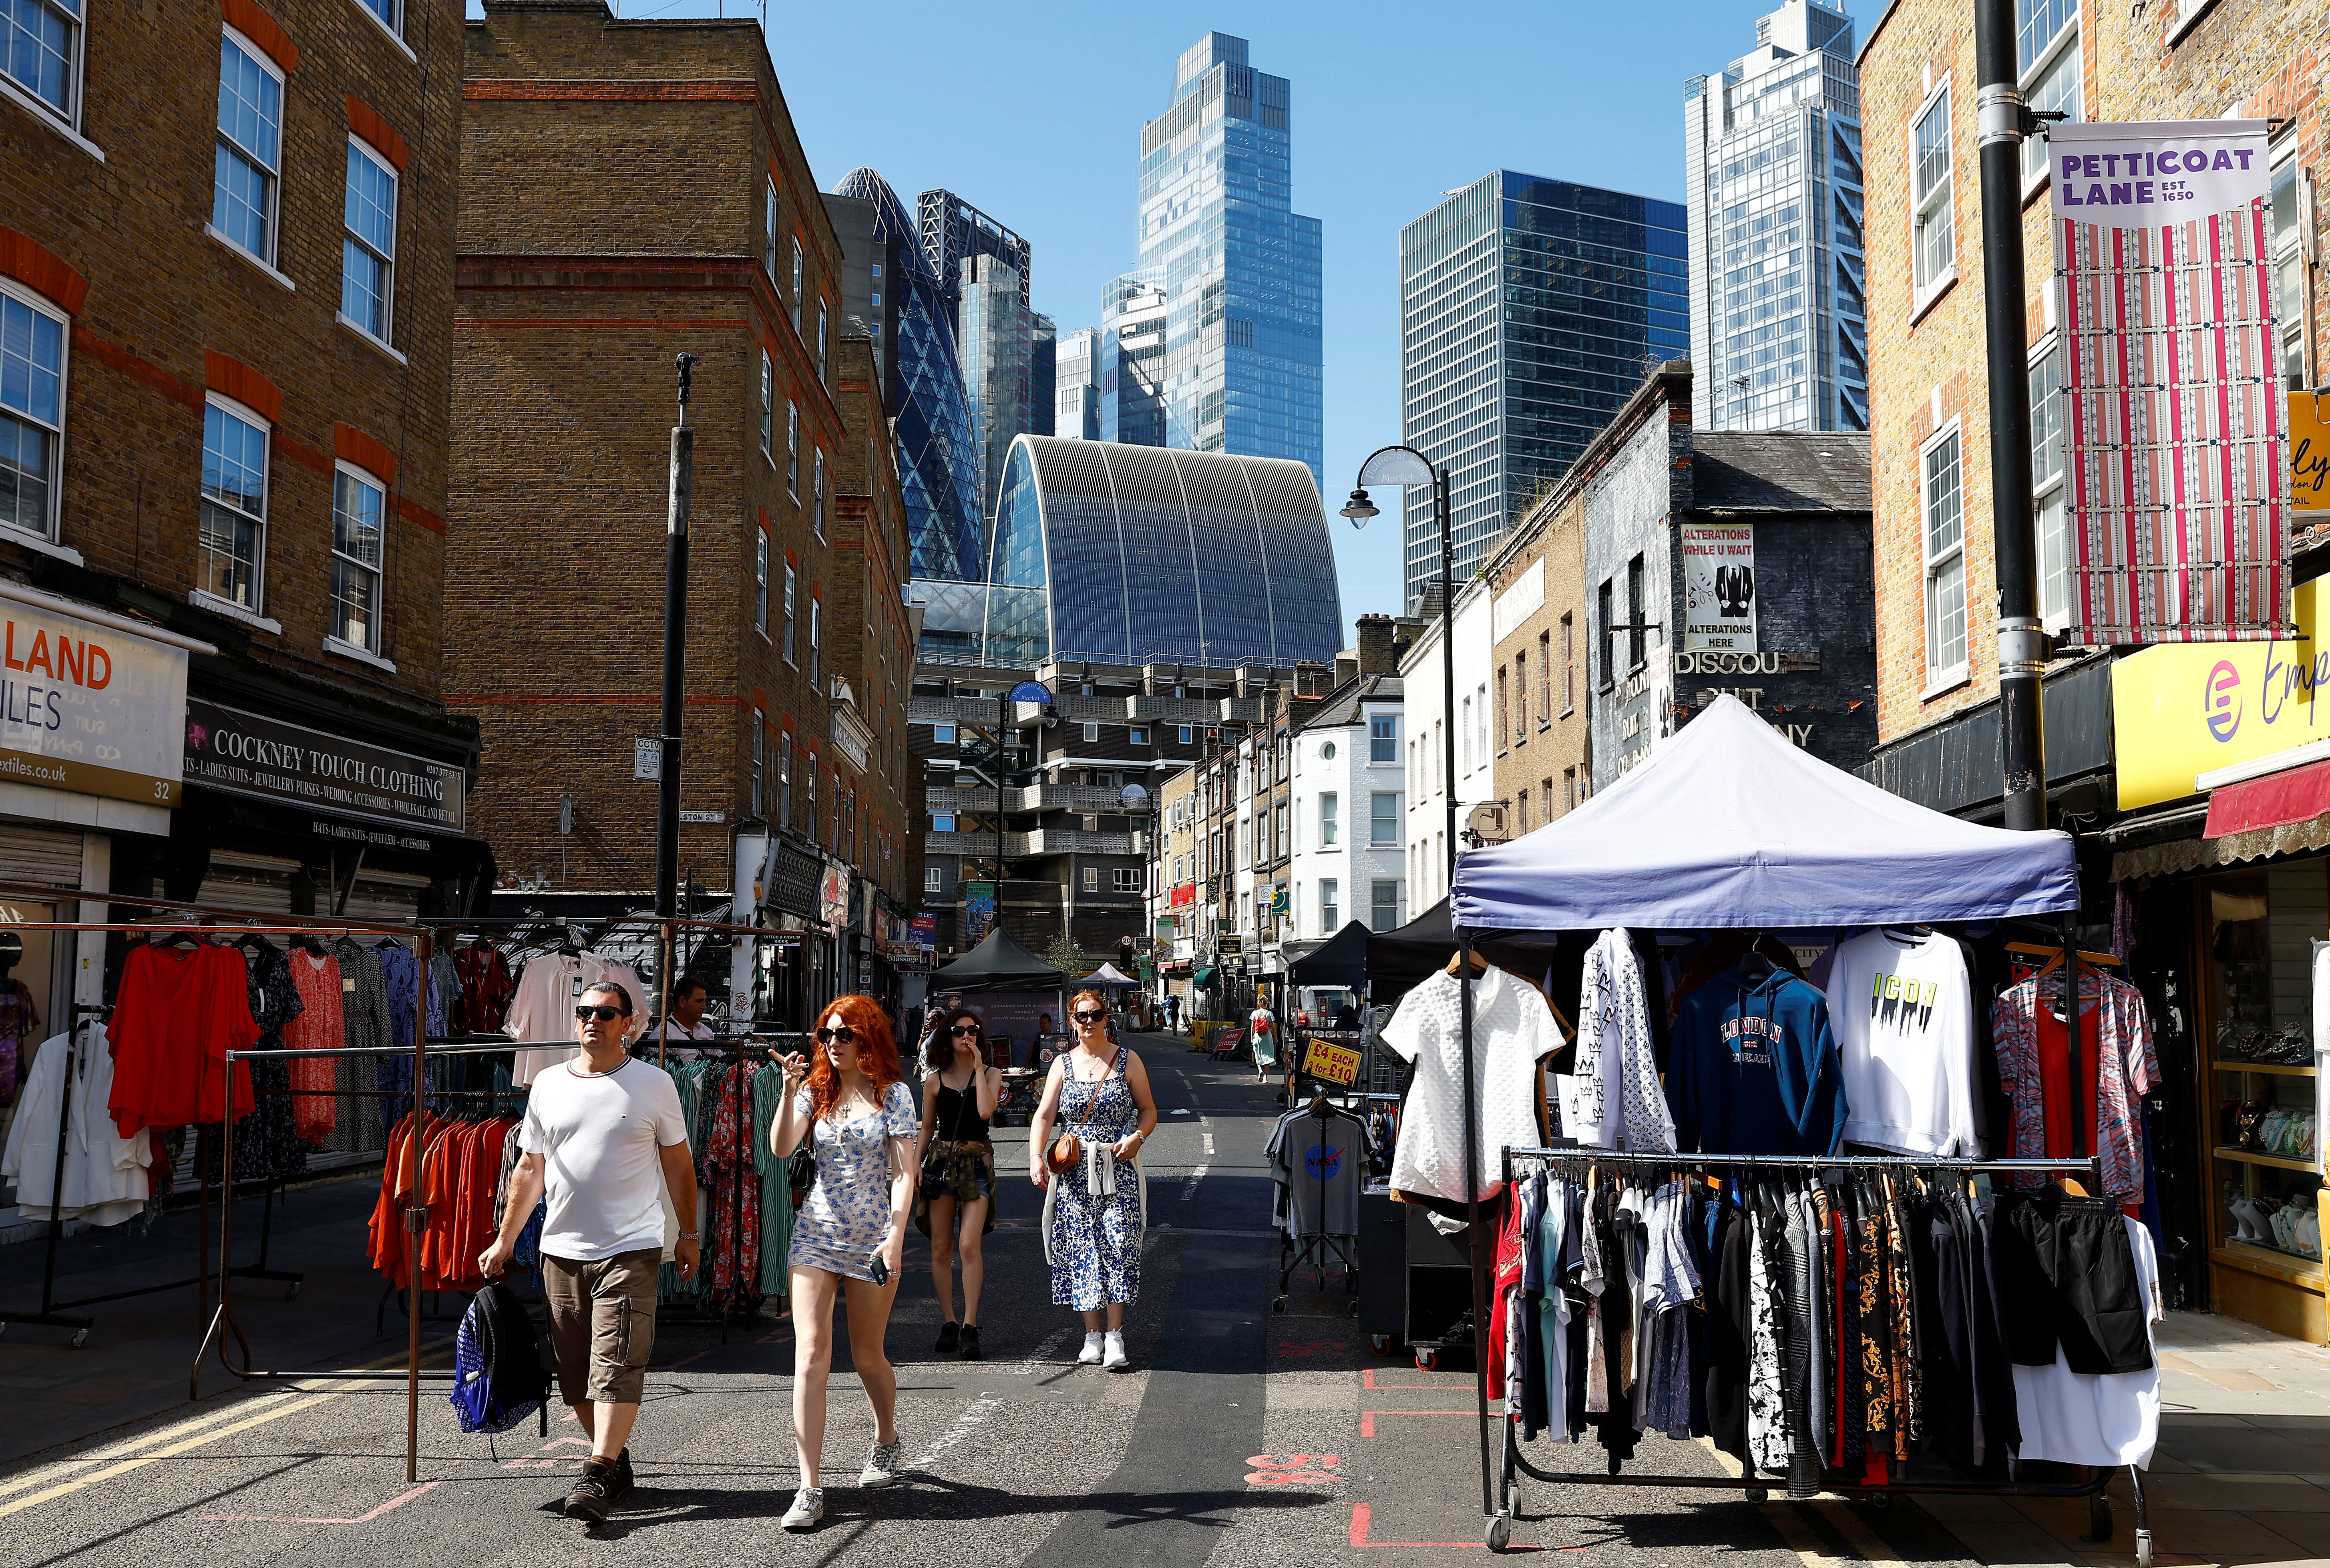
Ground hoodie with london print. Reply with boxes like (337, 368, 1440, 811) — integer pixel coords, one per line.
(1666, 967, 1847, 1157)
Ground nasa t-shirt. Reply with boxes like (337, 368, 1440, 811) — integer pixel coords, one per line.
(1825, 929, 1977, 1157)
(1267, 1111, 1363, 1239)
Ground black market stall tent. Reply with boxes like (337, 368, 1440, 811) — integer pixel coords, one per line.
(1285, 919, 1370, 988)
(1428, 695, 2095, 1551)
(923, 929, 1069, 995)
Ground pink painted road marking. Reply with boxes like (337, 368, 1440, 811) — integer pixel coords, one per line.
(203, 1480, 441, 1525)
(1359, 1410, 1472, 1438)
(1349, 1502, 1544, 1551)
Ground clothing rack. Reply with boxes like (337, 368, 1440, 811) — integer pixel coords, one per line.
(1481, 1144, 2148, 1562)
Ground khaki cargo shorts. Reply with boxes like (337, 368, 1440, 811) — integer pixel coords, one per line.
(540, 1246, 660, 1405)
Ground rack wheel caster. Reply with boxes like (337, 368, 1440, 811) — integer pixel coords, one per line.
(1745, 1488, 1770, 1504)
(70, 1329, 88, 1348)
(1347, 1297, 1360, 1317)
(1271, 1296, 1287, 1315)
(1486, 1513, 1512, 1552)
(1415, 1348, 1438, 1371)
(2135, 1528, 2153, 1568)
(1369, 1334, 1393, 1356)
(1866, 1494, 1892, 1512)
(2087, 1494, 2113, 1542)
(286, 1284, 300, 1301)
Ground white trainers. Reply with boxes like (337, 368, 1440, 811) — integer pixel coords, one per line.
(1103, 1330, 1130, 1371)
(859, 1440, 902, 1488)
(1077, 1331, 1105, 1365)
(781, 1486, 824, 1530)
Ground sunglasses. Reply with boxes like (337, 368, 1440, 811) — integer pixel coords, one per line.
(1074, 1010, 1108, 1024)
(816, 1025, 859, 1044)
(574, 1004, 628, 1023)
(949, 1023, 981, 1037)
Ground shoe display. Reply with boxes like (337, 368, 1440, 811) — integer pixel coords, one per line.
(563, 1457, 619, 1524)
(959, 1324, 983, 1361)
(781, 1486, 825, 1531)
(1077, 1331, 1104, 1365)
(859, 1440, 903, 1488)
(1103, 1330, 1129, 1371)
(935, 1321, 959, 1353)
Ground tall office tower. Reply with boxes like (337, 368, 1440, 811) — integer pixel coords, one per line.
(1104, 33, 1323, 488)
(919, 189, 1031, 314)
(831, 168, 982, 581)
(1030, 315, 1057, 440)
(1055, 327, 1102, 440)
(959, 255, 1033, 531)
(1398, 174, 1688, 613)
(1683, 0, 1867, 432)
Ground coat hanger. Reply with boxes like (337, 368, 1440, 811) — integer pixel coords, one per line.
(1445, 949, 1489, 977)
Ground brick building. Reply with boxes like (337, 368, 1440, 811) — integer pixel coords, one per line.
(0, 0, 484, 1013)
(1482, 466, 1592, 832)
(450, 0, 913, 1019)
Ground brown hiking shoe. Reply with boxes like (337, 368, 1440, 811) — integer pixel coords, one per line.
(564, 1456, 619, 1524)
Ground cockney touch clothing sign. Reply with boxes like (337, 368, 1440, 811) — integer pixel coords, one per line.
(2049, 119, 2288, 644)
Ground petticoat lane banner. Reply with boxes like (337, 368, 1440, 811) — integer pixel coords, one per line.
(2050, 119, 2287, 643)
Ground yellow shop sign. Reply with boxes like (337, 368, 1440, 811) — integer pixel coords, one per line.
(2113, 578, 2323, 810)
(2294, 392, 2330, 515)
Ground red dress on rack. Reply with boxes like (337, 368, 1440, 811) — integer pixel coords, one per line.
(108, 942, 260, 1138)
(283, 949, 344, 1143)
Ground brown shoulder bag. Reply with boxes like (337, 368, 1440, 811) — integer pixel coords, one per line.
(1045, 1047, 1118, 1174)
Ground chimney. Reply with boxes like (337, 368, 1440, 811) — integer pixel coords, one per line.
(1356, 612, 1396, 675)
(1293, 660, 1330, 698)
(1391, 615, 1425, 661)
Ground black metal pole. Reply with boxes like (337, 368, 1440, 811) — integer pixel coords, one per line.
(1439, 466, 1458, 880)
(659, 354, 697, 1021)
(1976, 0, 2049, 831)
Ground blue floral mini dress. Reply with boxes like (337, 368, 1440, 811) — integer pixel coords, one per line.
(789, 1080, 919, 1283)
(1044, 1050, 1144, 1310)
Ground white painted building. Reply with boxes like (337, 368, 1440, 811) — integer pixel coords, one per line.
(1286, 674, 1407, 940)
(1399, 578, 1495, 912)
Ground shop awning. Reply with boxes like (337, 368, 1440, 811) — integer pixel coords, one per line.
(2204, 757, 2330, 839)
(1192, 966, 1219, 988)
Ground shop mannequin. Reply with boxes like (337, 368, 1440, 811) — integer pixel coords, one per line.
(0, 932, 38, 1105)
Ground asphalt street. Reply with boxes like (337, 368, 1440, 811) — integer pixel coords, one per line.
(0, 1039, 2008, 1566)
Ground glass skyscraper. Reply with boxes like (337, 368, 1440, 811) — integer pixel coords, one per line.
(1398, 173, 1688, 611)
(958, 254, 1032, 525)
(1102, 33, 1323, 489)
(831, 168, 981, 582)
(1054, 327, 1101, 441)
(1030, 314, 1056, 440)
(1683, 0, 1867, 433)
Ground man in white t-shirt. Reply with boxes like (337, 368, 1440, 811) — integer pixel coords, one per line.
(649, 976, 716, 1063)
(481, 980, 698, 1526)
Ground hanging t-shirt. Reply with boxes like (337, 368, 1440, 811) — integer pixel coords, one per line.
(1266, 1109, 1364, 1239)
(1993, 969, 2157, 1198)
(1572, 929, 1675, 1153)
(108, 942, 261, 1136)
(2010, 1216, 2163, 1467)
(507, 953, 650, 1086)
(519, 1056, 688, 1261)
(1379, 967, 1558, 1203)
(1825, 930, 1977, 1157)
(1666, 966, 1846, 1157)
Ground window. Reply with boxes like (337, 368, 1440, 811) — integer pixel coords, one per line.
(1495, 667, 1508, 753)
(1129, 725, 1148, 745)
(782, 561, 796, 663)
(1512, 651, 1527, 743)
(785, 400, 798, 495)
(0, 285, 65, 539)
(200, 398, 268, 609)
(1319, 792, 1338, 845)
(1371, 880, 1400, 932)
(1518, 788, 1530, 834)
(812, 447, 825, 538)
(2017, 0, 2081, 187)
(778, 733, 792, 829)
(803, 753, 817, 844)
(1082, 722, 1099, 742)
(808, 593, 820, 689)
(1178, 724, 1192, 745)
(750, 708, 764, 812)
(4, 0, 79, 123)
(817, 306, 829, 384)
(1923, 426, 1968, 679)
(2273, 145, 2309, 389)
(2029, 340, 2070, 628)
(932, 721, 956, 745)
(1596, 581, 1614, 690)
(330, 464, 385, 650)
(1320, 877, 1339, 932)
(1913, 86, 1955, 295)
(1559, 613, 1575, 714)
(1370, 714, 1396, 763)
(1626, 554, 1646, 669)
(759, 353, 773, 458)
(1370, 792, 1399, 845)
(1275, 803, 1287, 856)
(931, 812, 955, 833)
(1564, 768, 1578, 812)
(213, 31, 282, 263)
(923, 864, 941, 894)
(1537, 631, 1552, 723)
(764, 178, 779, 280)
(341, 141, 398, 343)
(1113, 867, 1138, 893)
(1083, 865, 1100, 893)
(791, 239, 804, 332)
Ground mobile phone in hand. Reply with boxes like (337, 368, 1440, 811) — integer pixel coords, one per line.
(869, 1254, 889, 1285)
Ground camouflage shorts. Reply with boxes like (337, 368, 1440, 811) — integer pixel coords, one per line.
(920, 1140, 995, 1206)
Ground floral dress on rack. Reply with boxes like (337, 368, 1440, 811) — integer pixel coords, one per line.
(788, 1080, 918, 1284)
(1043, 1050, 1145, 1310)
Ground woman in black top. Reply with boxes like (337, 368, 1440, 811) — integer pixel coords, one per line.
(915, 1009, 1001, 1358)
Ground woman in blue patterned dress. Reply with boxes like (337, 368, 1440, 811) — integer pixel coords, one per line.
(770, 995, 918, 1532)
(1031, 989, 1158, 1371)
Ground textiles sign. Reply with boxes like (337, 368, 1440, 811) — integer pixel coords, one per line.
(0, 606, 187, 808)
(1680, 523, 1756, 651)
(2049, 119, 2287, 643)
(2113, 578, 2323, 809)
(183, 700, 463, 832)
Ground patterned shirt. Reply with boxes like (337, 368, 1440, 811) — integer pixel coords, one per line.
(1990, 969, 2157, 1198)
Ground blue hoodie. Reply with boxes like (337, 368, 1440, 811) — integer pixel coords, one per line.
(1666, 966, 1848, 1157)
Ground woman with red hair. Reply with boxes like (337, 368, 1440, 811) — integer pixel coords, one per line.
(769, 994, 919, 1531)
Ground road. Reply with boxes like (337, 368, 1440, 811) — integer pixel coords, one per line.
(0, 1038, 2019, 1566)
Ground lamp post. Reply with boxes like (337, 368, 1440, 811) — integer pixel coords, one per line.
(1342, 445, 1491, 1514)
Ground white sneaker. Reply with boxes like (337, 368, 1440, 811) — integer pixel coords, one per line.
(781, 1486, 824, 1530)
(1103, 1330, 1130, 1371)
(859, 1440, 902, 1488)
(1077, 1331, 1105, 1365)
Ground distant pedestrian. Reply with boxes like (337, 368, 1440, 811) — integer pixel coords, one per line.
(770, 996, 919, 1532)
(479, 981, 698, 1526)
(1031, 988, 1158, 1371)
(1166, 993, 1182, 1033)
(914, 1009, 1001, 1359)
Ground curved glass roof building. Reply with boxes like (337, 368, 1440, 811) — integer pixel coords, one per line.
(830, 168, 982, 582)
(919, 436, 1341, 669)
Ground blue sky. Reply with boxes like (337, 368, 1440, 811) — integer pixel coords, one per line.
(601, 0, 1787, 639)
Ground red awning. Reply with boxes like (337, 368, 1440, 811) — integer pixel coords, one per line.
(2205, 757, 2330, 838)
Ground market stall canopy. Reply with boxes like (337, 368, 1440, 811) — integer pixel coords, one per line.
(1367, 898, 1458, 997)
(1288, 920, 1370, 987)
(1453, 694, 2081, 932)
(926, 930, 1068, 993)
(1077, 963, 1141, 987)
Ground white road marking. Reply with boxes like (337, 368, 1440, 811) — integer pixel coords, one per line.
(1180, 1162, 1209, 1201)
(1007, 1325, 1076, 1377)
(1204, 1133, 1216, 1156)
(907, 1394, 1003, 1472)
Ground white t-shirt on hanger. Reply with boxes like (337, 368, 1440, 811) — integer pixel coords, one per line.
(1825, 929, 1977, 1157)
(1379, 967, 1556, 1204)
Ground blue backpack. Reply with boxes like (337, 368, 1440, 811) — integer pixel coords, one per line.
(450, 1281, 551, 1435)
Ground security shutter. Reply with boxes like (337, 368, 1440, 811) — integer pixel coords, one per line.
(341, 871, 427, 926)
(197, 852, 298, 914)
(0, 824, 86, 890)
